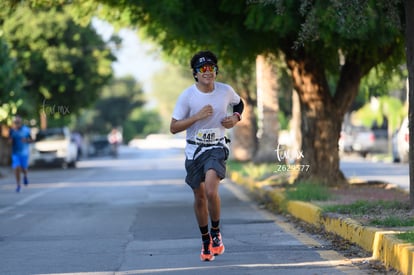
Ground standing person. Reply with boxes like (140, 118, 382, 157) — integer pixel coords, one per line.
(107, 127, 122, 158)
(170, 50, 244, 261)
(9, 116, 32, 193)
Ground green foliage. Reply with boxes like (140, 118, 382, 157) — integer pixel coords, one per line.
(95, 0, 260, 75)
(397, 231, 414, 243)
(245, 0, 404, 71)
(278, 112, 289, 130)
(243, 162, 276, 181)
(74, 76, 161, 141)
(370, 216, 414, 227)
(360, 65, 408, 98)
(227, 160, 276, 181)
(354, 96, 406, 132)
(75, 76, 145, 132)
(226, 160, 245, 175)
(275, 57, 294, 117)
(126, 109, 162, 140)
(322, 200, 408, 215)
(3, 0, 408, 187)
(0, 37, 26, 123)
(0, 100, 22, 125)
(285, 181, 331, 202)
(1, 4, 114, 122)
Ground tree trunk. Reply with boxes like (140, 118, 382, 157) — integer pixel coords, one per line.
(297, 99, 345, 186)
(40, 111, 47, 130)
(404, 0, 414, 207)
(290, 90, 302, 163)
(254, 54, 279, 163)
(230, 97, 257, 161)
(285, 54, 361, 186)
(0, 124, 11, 166)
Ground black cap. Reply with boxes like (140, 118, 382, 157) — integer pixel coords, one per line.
(191, 51, 218, 69)
(193, 56, 216, 68)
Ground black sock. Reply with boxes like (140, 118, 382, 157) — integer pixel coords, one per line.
(211, 220, 220, 236)
(199, 225, 209, 236)
(200, 225, 210, 245)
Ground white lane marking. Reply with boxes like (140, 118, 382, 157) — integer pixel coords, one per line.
(15, 188, 54, 206)
(11, 213, 25, 220)
(0, 206, 15, 214)
(0, 189, 55, 216)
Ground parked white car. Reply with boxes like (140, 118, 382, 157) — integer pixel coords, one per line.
(339, 124, 388, 157)
(393, 116, 409, 163)
(30, 127, 78, 168)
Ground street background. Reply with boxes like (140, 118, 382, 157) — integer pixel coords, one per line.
(0, 143, 389, 275)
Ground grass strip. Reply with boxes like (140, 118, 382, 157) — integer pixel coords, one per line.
(322, 200, 408, 215)
(227, 160, 278, 180)
(370, 217, 414, 227)
(397, 231, 414, 243)
(284, 181, 331, 202)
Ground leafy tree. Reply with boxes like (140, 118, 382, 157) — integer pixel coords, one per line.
(98, 76, 145, 128)
(126, 108, 162, 140)
(246, 1, 405, 185)
(74, 76, 159, 142)
(4, 0, 409, 187)
(91, 0, 406, 186)
(1, 4, 115, 126)
(0, 37, 25, 124)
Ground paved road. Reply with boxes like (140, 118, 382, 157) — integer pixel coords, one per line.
(0, 146, 369, 275)
(340, 155, 409, 191)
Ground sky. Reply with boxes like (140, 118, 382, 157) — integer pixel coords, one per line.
(92, 18, 165, 93)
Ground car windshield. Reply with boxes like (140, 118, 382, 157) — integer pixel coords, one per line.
(36, 129, 65, 141)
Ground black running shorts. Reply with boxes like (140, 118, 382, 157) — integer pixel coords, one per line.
(185, 147, 227, 189)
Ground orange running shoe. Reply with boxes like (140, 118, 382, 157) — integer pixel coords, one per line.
(200, 241, 215, 261)
(211, 232, 225, 256)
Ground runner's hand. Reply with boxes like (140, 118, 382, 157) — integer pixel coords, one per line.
(196, 105, 213, 120)
(221, 115, 238, 129)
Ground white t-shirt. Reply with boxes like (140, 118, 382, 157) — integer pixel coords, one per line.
(172, 82, 241, 159)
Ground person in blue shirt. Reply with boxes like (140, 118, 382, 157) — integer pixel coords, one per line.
(9, 116, 32, 192)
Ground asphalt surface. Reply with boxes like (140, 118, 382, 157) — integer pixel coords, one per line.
(340, 155, 409, 191)
(0, 146, 370, 275)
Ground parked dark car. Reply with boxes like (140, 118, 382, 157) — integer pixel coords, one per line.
(87, 135, 111, 156)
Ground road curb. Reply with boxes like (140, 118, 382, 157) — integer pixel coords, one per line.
(229, 171, 414, 275)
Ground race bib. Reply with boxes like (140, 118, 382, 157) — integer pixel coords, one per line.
(195, 128, 221, 144)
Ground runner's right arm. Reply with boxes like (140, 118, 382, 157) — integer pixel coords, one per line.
(170, 105, 213, 134)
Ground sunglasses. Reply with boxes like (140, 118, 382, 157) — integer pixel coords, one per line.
(195, 65, 218, 73)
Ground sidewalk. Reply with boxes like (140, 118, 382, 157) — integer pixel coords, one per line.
(229, 171, 414, 275)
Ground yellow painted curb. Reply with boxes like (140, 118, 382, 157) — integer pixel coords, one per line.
(229, 171, 414, 275)
(322, 214, 379, 252)
(376, 233, 414, 275)
(287, 200, 321, 225)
